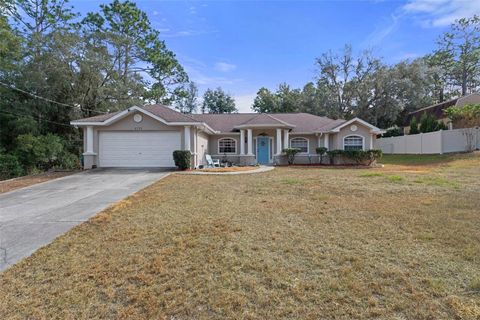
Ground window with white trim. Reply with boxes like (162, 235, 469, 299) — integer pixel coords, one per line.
(218, 138, 236, 153)
(344, 135, 363, 151)
(290, 137, 309, 153)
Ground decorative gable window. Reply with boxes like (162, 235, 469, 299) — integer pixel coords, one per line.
(290, 137, 309, 153)
(344, 135, 364, 151)
(218, 138, 236, 154)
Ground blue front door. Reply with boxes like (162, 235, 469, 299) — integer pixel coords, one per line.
(256, 137, 270, 164)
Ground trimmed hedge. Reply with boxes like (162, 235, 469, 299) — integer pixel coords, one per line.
(326, 149, 382, 165)
(173, 150, 191, 170)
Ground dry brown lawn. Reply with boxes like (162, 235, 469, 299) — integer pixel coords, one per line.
(0, 171, 76, 194)
(1, 154, 479, 319)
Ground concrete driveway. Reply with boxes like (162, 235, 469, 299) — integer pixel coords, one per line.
(0, 169, 170, 271)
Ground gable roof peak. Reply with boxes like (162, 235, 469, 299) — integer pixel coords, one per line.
(233, 112, 295, 128)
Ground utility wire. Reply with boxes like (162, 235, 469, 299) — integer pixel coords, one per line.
(0, 81, 108, 115)
(0, 109, 73, 128)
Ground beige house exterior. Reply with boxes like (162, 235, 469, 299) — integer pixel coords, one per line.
(71, 105, 384, 169)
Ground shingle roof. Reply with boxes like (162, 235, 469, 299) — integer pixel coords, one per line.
(235, 113, 294, 127)
(72, 104, 198, 123)
(272, 113, 346, 133)
(191, 112, 345, 133)
(315, 119, 348, 132)
(191, 113, 259, 132)
(72, 111, 122, 123)
(72, 104, 348, 133)
(142, 104, 199, 122)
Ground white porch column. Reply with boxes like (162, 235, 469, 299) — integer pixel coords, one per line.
(184, 126, 191, 151)
(370, 134, 374, 150)
(283, 129, 289, 149)
(324, 133, 329, 150)
(276, 128, 282, 155)
(193, 127, 198, 167)
(86, 126, 94, 154)
(240, 129, 245, 155)
(247, 129, 253, 155)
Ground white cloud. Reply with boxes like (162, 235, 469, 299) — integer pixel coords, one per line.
(214, 62, 237, 72)
(161, 29, 218, 38)
(363, 0, 480, 49)
(186, 65, 240, 87)
(180, 56, 242, 87)
(190, 73, 240, 87)
(403, 0, 480, 27)
(362, 14, 401, 47)
(234, 94, 257, 113)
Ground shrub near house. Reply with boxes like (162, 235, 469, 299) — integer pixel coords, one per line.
(281, 148, 382, 166)
(173, 150, 192, 170)
(327, 149, 382, 165)
(283, 148, 301, 164)
(316, 147, 327, 164)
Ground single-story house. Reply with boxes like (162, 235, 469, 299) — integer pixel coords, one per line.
(403, 92, 480, 134)
(71, 105, 384, 169)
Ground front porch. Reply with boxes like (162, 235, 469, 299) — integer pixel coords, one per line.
(201, 116, 382, 168)
(211, 127, 331, 166)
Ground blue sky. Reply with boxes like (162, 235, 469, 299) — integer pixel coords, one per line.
(72, 0, 480, 112)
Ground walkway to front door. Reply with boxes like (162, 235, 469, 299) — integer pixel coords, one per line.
(256, 136, 270, 164)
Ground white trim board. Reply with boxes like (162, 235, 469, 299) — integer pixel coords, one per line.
(329, 117, 384, 134)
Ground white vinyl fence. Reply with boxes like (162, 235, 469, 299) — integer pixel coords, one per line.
(376, 128, 480, 154)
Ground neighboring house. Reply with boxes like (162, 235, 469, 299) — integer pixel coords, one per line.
(71, 105, 384, 169)
(403, 92, 480, 134)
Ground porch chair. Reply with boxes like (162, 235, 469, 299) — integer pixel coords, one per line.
(205, 154, 220, 168)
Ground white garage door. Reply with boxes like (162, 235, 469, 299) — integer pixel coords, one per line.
(99, 131, 181, 167)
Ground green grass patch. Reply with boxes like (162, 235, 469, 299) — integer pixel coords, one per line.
(414, 176, 459, 189)
(380, 154, 457, 166)
(461, 245, 478, 262)
(281, 178, 305, 185)
(469, 278, 480, 292)
(387, 175, 404, 183)
(423, 278, 446, 294)
(359, 172, 384, 178)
